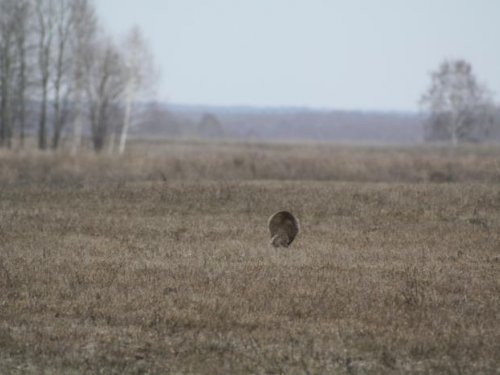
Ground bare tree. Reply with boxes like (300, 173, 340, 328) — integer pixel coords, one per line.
(12, 0, 34, 148)
(35, 0, 56, 150)
(50, 0, 76, 149)
(0, 0, 18, 148)
(70, 0, 97, 154)
(86, 38, 125, 152)
(420, 59, 495, 144)
(118, 26, 156, 154)
(0, 0, 36, 149)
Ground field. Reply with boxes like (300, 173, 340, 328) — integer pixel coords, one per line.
(1, 141, 499, 374)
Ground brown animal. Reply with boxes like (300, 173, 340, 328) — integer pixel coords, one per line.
(268, 211, 300, 248)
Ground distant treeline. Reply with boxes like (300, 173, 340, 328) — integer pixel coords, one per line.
(130, 103, 424, 144)
(130, 101, 500, 144)
(9, 100, 500, 145)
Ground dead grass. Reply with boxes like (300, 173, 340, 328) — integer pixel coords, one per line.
(1, 140, 500, 186)
(0, 140, 499, 374)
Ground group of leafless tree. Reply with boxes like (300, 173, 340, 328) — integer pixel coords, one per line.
(0, 0, 154, 153)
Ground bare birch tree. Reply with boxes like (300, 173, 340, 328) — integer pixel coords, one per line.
(70, 0, 97, 154)
(0, 0, 35, 149)
(118, 26, 156, 154)
(12, 0, 33, 148)
(50, 0, 75, 149)
(0, 0, 18, 148)
(420, 59, 494, 144)
(86, 38, 125, 152)
(35, 0, 56, 150)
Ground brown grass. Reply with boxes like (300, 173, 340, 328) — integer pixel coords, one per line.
(1, 140, 500, 186)
(0, 140, 499, 374)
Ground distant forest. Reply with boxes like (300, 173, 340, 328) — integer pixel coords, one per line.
(13, 101, 500, 146)
(125, 102, 427, 144)
(131, 103, 427, 144)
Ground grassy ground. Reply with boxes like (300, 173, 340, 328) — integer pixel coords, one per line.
(0, 141, 499, 374)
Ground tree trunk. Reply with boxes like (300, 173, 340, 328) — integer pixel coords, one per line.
(0, 68, 7, 147)
(18, 52, 26, 148)
(91, 100, 108, 153)
(450, 112, 464, 146)
(52, 59, 63, 149)
(36, 0, 54, 151)
(38, 75, 48, 150)
(52, 81, 63, 149)
(118, 84, 133, 154)
(108, 132, 116, 154)
(14, 2, 29, 149)
(0, 86, 8, 147)
(39, 76, 49, 150)
(0, 42, 13, 149)
(71, 95, 83, 154)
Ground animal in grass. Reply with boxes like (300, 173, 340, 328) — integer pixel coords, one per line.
(268, 211, 300, 248)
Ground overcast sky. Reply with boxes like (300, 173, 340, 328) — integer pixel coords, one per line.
(96, 0, 499, 111)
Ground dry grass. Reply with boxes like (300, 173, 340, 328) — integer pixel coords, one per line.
(0, 140, 499, 374)
(1, 140, 500, 186)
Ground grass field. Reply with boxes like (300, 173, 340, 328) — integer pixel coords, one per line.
(1, 141, 499, 374)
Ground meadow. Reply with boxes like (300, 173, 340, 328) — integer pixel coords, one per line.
(0, 140, 499, 374)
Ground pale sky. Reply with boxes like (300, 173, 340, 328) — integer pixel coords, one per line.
(96, 0, 500, 111)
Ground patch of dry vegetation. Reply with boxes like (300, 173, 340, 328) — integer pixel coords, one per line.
(0, 141, 499, 374)
(1, 140, 500, 186)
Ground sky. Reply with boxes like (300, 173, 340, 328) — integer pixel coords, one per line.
(96, 0, 500, 111)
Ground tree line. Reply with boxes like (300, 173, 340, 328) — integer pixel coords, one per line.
(0, 0, 154, 153)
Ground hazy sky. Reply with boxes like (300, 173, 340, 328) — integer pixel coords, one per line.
(96, 0, 500, 111)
